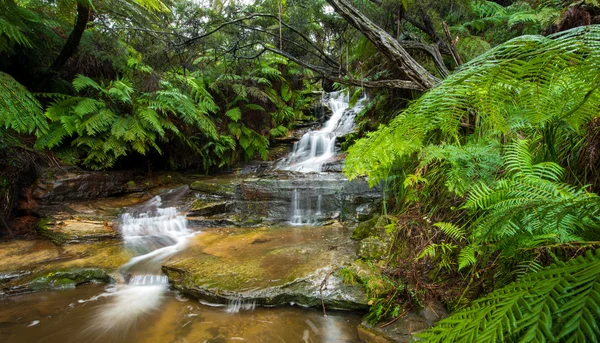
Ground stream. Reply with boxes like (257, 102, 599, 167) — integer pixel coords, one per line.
(0, 91, 372, 342)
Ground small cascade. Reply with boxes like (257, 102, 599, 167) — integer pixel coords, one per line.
(291, 188, 303, 225)
(290, 188, 325, 226)
(280, 90, 367, 225)
(128, 275, 169, 286)
(278, 91, 366, 173)
(86, 189, 195, 333)
(226, 298, 257, 313)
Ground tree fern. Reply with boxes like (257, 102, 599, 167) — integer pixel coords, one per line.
(418, 249, 600, 343)
(345, 25, 600, 186)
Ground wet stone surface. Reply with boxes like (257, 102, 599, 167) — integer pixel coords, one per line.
(0, 240, 132, 295)
(163, 223, 369, 310)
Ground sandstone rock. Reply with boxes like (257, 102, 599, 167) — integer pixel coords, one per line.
(163, 224, 368, 310)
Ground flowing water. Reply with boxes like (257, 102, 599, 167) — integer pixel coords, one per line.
(278, 91, 365, 173)
(0, 92, 370, 342)
(0, 284, 362, 342)
(279, 91, 367, 225)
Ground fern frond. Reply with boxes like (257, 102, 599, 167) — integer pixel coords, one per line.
(0, 71, 46, 134)
(418, 249, 600, 343)
(433, 222, 466, 241)
(345, 26, 600, 186)
(72, 75, 103, 93)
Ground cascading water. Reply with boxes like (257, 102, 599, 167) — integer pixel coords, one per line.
(279, 91, 366, 225)
(278, 91, 364, 173)
(86, 187, 195, 333)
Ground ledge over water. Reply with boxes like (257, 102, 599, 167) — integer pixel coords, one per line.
(163, 223, 368, 310)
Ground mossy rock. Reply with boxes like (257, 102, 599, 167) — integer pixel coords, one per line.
(189, 199, 231, 216)
(352, 216, 378, 240)
(27, 268, 111, 291)
(358, 236, 392, 260)
(190, 179, 237, 197)
(36, 218, 68, 245)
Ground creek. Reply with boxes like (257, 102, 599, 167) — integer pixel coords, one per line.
(0, 91, 376, 342)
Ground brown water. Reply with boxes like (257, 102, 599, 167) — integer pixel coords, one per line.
(0, 284, 362, 343)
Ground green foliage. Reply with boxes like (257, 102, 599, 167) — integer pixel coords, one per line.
(418, 249, 600, 343)
(458, 140, 600, 269)
(0, 71, 46, 134)
(36, 74, 217, 169)
(345, 25, 600, 187)
(460, 0, 562, 42)
(419, 140, 502, 196)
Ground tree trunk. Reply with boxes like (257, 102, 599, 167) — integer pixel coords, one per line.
(326, 0, 439, 90)
(51, 3, 91, 72)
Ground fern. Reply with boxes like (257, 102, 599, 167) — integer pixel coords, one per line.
(418, 249, 600, 343)
(456, 140, 600, 269)
(345, 25, 600, 186)
(36, 74, 220, 169)
(0, 71, 46, 134)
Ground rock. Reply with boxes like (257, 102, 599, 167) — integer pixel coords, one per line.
(352, 216, 378, 240)
(356, 216, 396, 260)
(0, 240, 132, 295)
(163, 224, 368, 310)
(357, 324, 396, 343)
(357, 302, 448, 343)
(37, 218, 119, 244)
(185, 172, 382, 226)
(30, 167, 135, 204)
(189, 199, 231, 216)
(356, 202, 377, 221)
(358, 236, 391, 260)
(190, 176, 239, 197)
(419, 301, 448, 324)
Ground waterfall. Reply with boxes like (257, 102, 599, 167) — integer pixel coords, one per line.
(86, 189, 195, 333)
(278, 91, 365, 173)
(280, 91, 366, 225)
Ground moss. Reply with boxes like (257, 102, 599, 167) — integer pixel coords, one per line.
(190, 179, 236, 196)
(352, 216, 378, 240)
(26, 268, 110, 291)
(35, 218, 68, 245)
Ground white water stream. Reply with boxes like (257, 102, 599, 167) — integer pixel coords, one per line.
(85, 188, 196, 333)
(279, 91, 366, 225)
(278, 91, 365, 173)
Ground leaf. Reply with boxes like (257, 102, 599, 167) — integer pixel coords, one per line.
(281, 83, 292, 102)
(225, 107, 242, 122)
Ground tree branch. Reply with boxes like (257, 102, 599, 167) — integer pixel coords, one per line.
(325, 0, 439, 90)
(265, 47, 420, 89)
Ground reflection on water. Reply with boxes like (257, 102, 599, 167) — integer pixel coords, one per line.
(0, 285, 362, 342)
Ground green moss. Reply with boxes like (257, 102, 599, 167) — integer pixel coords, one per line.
(190, 179, 236, 196)
(27, 268, 111, 291)
(35, 218, 68, 245)
(352, 216, 378, 240)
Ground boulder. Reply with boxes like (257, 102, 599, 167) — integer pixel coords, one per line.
(163, 224, 368, 310)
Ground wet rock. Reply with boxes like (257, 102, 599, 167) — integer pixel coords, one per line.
(184, 172, 382, 227)
(356, 216, 396, 260)
(189, 200, 231, 216)
(30, 167, 135, 204)
(163, 225, 368, 310)
(25, 268, 111, 291)
(37, 218, 119, 244)
(0, 240, 132, 295)
(357, 302, 448, 343)
(356, 202, 377, 221)
(189, 176, 239, 197)
(352, 217, 378, 240)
